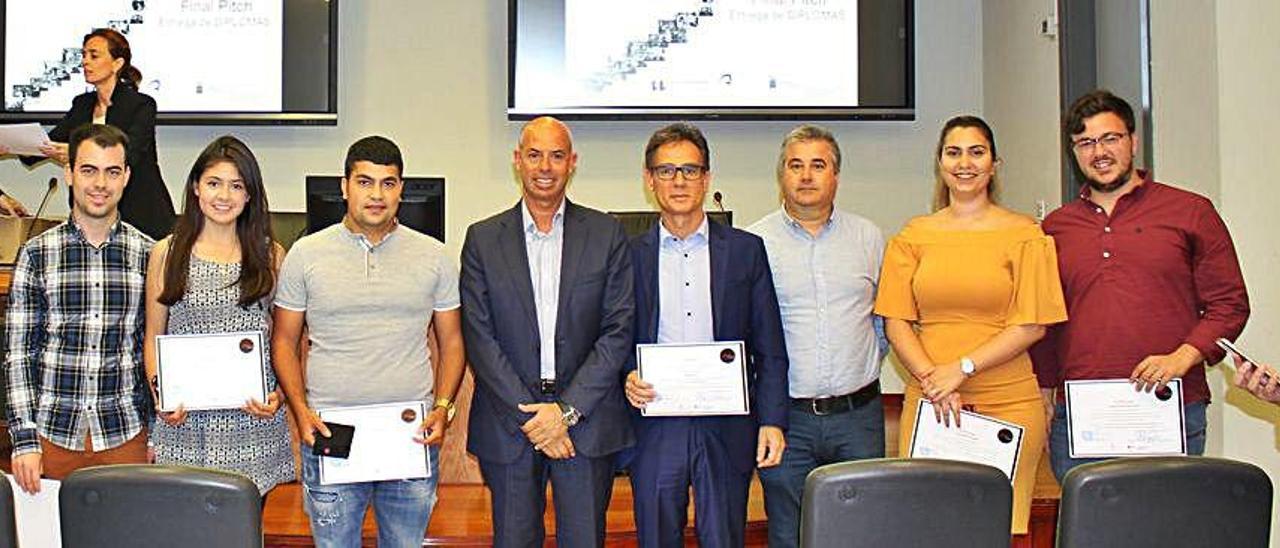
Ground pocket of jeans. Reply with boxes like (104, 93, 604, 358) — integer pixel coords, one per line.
(302, 484, 343, 527)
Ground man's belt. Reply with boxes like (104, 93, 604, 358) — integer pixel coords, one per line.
(539, 379, 557, 395)
(791, 380, 881, 416)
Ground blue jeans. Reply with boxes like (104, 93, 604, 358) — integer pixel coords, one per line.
(1049, 401, 1207, 483)
(300, 442, 440, 548)
(758, 394, 885, 548)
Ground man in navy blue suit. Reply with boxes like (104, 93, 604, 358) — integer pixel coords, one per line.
(624, 122, 790, 548)
(461, 117, 635, 547)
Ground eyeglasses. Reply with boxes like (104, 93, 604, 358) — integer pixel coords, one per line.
(649, 164, 706, 181)
(1071, 132, 1128, 153)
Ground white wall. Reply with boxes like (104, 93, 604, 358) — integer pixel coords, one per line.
(0, 0, 987, 393)
(1152, 1, 1280, 544)
(1210, 1, 1280, 544)
(1150, 0, 1220, 199)
(982, 0, 1062, 214)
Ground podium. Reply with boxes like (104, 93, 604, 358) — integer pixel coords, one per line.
(0, 216, 59, 263)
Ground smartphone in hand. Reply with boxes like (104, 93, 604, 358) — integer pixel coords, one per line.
(311, 422, 355, 459)
(1218, 338, 1272, 384)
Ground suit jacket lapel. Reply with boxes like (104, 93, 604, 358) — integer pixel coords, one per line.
(709, 220, 729, 340)
(555, 201, 587, 338)
(498, 203, 539, 335)
(637, 224, 661, 341)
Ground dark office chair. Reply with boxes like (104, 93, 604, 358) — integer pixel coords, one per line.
(60, 464, 262, 548)
(0, 474, 16, 548)
(1057, 456, 1273, 548)
(800, 458, 1013, 548)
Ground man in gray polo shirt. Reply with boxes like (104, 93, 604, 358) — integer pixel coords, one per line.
(272, 136, 466, 547)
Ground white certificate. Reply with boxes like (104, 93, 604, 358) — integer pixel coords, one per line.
(318, 401, 430, 485)
(156, 331, 268, 412)
(636, 341, 749, 417)
(908, 399, 1025, 481)
(6, 476, 62, 548)
(1065, 379, 1186, 458)
(0, 123, 50, 156)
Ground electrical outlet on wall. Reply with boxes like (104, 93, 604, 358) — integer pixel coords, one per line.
(1035, 200, 1048, 221)
(1040, 13, 1059, 39)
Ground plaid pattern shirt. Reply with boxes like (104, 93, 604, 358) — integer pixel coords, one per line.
(4, 219, 152, 456)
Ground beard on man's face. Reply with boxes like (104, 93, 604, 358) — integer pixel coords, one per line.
(1087, 164, 1133, 194)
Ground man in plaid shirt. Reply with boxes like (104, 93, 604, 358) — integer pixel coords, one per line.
(5, 124, 153, 494)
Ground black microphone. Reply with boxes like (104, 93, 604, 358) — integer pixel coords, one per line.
(24, 177, 58, 242)
(712, 190, 725, 212)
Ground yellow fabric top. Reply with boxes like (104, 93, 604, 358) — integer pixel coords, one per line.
(874, 218, 1067, 329)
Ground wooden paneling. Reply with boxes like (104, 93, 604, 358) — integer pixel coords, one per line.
(263, 392, 1060, 547)
(264, 476, 769, 547)
(438, 369, 482, 484)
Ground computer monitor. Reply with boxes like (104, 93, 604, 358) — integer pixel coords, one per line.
(304, 176, 446, 242)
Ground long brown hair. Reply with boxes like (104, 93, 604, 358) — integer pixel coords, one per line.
(159, 136, 276, 307)
(84, 28, 142, 86)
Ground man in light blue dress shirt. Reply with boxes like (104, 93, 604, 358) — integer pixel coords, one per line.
(524, 200, 564, 383)
(747, 124, 888, 548)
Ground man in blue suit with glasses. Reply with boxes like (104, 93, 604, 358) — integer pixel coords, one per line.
(623, 122, 789, 548)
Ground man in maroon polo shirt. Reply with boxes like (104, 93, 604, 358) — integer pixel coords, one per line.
(1031, 90, 1250, 481)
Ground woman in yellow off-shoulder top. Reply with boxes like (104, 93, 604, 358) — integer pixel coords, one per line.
(873, 115, 1067, 534)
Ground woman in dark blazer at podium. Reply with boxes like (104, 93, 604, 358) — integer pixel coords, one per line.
(17, 28, 176, 239)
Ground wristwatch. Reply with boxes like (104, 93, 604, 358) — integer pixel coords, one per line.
(556, 401, 581, 427)
(433, 397, 457, 423)
(960, 357, 977, 378)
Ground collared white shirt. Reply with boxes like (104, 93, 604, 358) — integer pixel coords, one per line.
(748, 208, 886, 398)
(523, 199, 566, 380)
(657, 216, 714, 344)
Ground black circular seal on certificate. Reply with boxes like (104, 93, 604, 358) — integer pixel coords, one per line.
(997, 428, 1014, 444)
(720, 348, 736, 363)
(1154, 386, 1173, 401)
(239, 338, 254, 353)
(401, 408, 417, 423)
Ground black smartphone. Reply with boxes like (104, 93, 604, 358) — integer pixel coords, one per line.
(311, 422, 355, 459)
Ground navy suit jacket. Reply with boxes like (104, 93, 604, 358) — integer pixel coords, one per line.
(628, 219, 789, 473)
(461, 201, 636, 464)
